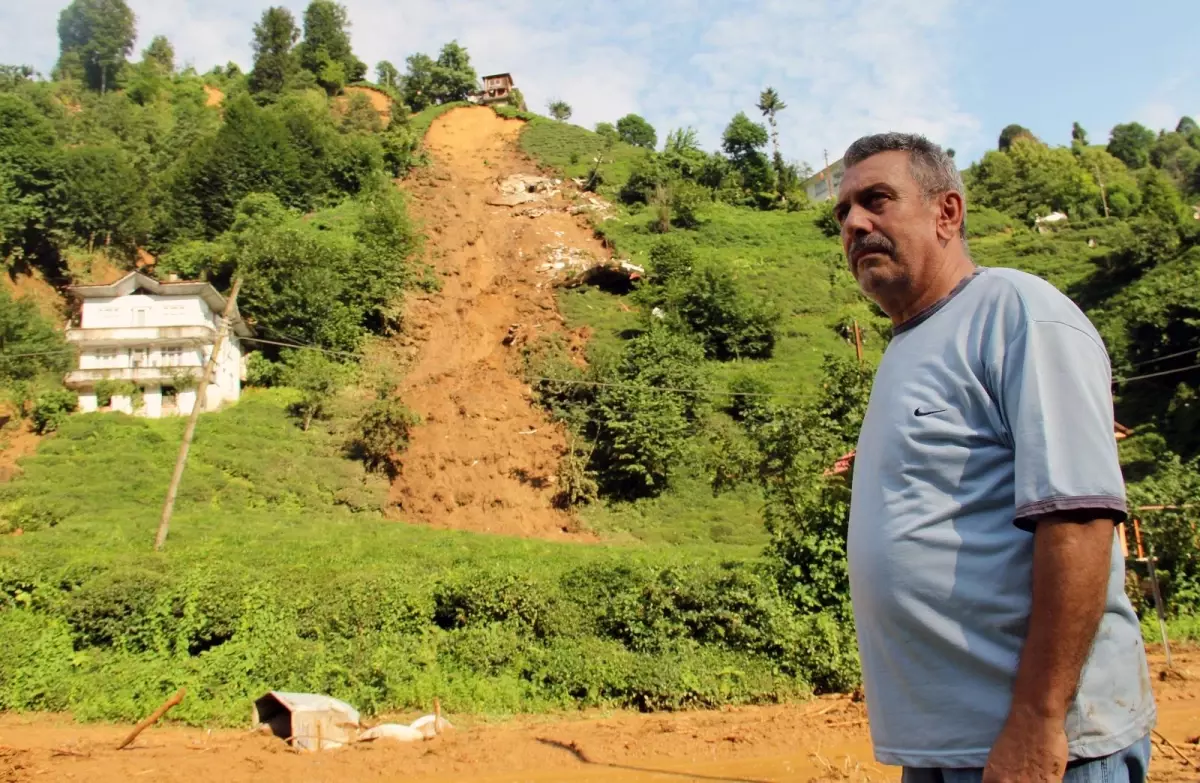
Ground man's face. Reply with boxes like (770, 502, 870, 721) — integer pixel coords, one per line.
(834, 150, 943, 308)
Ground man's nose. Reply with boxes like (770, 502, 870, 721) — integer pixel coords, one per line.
(840, 204, 873, 246)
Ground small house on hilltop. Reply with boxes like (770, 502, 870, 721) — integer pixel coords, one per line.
(476, 73, 515, 105)
(64, 272, 251, 418)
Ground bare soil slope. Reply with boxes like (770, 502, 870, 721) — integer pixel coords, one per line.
(388, 106, 600, 539)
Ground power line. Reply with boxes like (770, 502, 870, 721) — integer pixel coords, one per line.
(1126, 346, 1199, 369)
(239, 336, 364, 360)
(1114, 362, 1200, 385)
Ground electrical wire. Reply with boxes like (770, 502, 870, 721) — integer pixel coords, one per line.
(1113, 362, 1200, 385)
(1126, 346, 1199, 369)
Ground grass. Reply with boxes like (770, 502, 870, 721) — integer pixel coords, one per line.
(516, 115, 646, 197)
(0, 389, 860, 725)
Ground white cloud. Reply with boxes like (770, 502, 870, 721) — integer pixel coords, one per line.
(2, 0, 980, 166)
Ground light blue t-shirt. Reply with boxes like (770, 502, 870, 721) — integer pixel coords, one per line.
(847, 266, 1156, 768)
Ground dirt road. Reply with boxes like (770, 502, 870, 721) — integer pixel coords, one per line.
(388, 106, 604, 539)
(2, 652, 1196, 782)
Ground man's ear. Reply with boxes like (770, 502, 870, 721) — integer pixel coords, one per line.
(936, 190, 965, 243)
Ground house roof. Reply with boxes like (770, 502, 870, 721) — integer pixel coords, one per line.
(67, 272, 253, 337)
(481, 72, 512, 81)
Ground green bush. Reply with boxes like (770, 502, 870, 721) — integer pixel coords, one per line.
(352, 396, 419, 476)
(814, 199, 840, 237)
(669, 265, 781, 360)
(31, 389, 77, 434)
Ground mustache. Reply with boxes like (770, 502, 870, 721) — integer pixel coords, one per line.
(849, 233, 895, 263)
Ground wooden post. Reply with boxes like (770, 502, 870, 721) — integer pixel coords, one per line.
(853, 320, 863, 364)
(1133, 518, 1145, 559)
(155, 278, 242, 551)
(1145, 542, 1172, 669)
(1116, 522, 1128, 558)
(116, 688, 185, 750)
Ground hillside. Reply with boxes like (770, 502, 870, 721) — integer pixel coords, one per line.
(1, 0, 1198, 754)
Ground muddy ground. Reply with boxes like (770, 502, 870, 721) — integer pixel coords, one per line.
(1, 651, 1196, 782)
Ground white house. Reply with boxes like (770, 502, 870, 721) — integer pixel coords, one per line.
(64, 272, 251, 418)
(802, 158, 845, 203)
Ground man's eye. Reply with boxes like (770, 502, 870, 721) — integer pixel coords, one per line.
(868, 193, 888, 209)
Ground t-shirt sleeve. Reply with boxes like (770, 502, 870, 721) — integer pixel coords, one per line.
(999, 319, 1128, 531)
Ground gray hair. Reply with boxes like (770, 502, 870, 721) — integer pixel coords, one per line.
(843, 132, 967, 240)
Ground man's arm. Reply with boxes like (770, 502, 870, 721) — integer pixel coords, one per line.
(982, 515, 1116, 783)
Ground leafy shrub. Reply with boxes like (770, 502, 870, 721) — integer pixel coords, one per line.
(814, 199, 840, 237)
(352, 397, 419, 476)
(646, 235, 695, 288)
(671, 180, 709, 228)
(589, 329, 708, 497)
(619, 154, 669, 205)
(669, 265, 781, 360)
(31, 389, 76, 434)
(432, 571, 556, 637)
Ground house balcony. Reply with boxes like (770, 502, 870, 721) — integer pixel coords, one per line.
(66, 325, 217, 347)
(64, 365, 205, 388)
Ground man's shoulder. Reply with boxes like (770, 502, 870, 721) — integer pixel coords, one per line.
(972, 266, 1097, 335)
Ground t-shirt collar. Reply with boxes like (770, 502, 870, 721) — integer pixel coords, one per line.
(891, 267, 982, 336)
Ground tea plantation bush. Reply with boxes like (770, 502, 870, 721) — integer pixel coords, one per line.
(0, 390, 859, 725)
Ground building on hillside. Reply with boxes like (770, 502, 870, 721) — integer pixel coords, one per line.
(802, 158, 845, 203)
(475, 73, 516, 105)
(64, 272, 251, 418)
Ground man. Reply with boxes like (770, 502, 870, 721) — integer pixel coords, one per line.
(837, 133, 1156, 783)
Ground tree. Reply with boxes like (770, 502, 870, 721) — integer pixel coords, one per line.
(1107, 122, 1156, 169)
(401, 53, 435, 112)
(430, 41, 477, 104)
(1138, 167, 1186, 225)
(278, 348, 353, 430)
(757, 87, 787, 192)
(722, 111, 773, 197)
(1071, 121, 1088, 148)
(616, 114, 657, 149)
(57, 0, 136, 94)
(249, 7, 299, 98)
(295, 0, 366, 93)
(547, 99, 572, 122)
(0, 95, 62, 266)
(57, 144, 148, 252)
(1149, 132, 1200, 196)
(1175, 116, 1198, 136)
(0, 287, 70, 388)
(0, 65, 35, 91)
(595, 122, 618, 143)
(997, 123, 1034, 151)
(967, 137, 1100, 222)
(722, 112, 770, 161)
(142, 35, 174, 74)
(375, 60, 400, 91)
(589, 328, 708, 497)
(668, 264, 780, 359)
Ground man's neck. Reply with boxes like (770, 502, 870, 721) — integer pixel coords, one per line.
(888, 253, 977, 326)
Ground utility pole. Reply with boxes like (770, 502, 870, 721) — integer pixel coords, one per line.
(155, 278, 242, 551)
(823, 149, 833, 201)
(1093, 165, 1110, 219)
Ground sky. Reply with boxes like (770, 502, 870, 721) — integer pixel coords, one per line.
(3, 0, 1198, 169)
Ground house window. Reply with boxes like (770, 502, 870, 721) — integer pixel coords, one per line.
(160, 347, 183, 366)
(94, 348, 119, 367)
(131, 348, 148, 367)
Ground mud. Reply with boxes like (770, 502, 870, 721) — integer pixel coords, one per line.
(1, 651, 1195, 782)
(388, 106, 603, 539)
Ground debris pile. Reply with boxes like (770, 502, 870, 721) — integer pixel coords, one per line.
(487, 174, 560, 207)
(252, 691, 454, 753)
